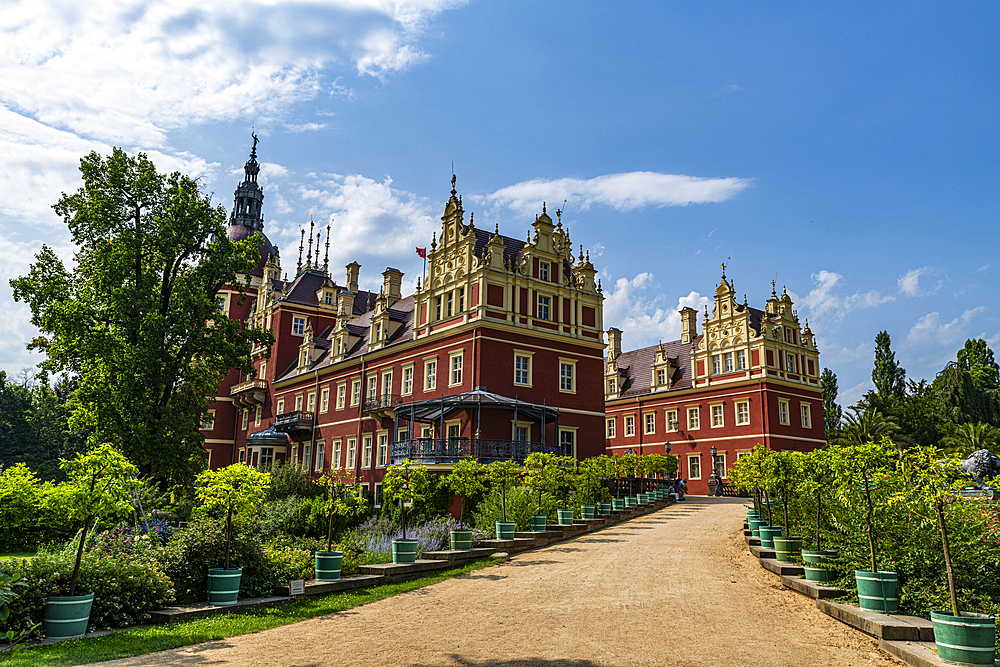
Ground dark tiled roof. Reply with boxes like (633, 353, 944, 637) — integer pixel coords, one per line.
(282, 270, 336, 306)
(607, 334, 703, 398)
(470, 228, 525, 267)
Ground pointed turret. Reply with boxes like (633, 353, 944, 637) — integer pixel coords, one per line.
(229, 132, 265, 232)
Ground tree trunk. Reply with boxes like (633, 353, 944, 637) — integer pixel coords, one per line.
(401, 498, 407, 540)
(937, 500, 960, 617)
(765, 490, 773, 526)
(863, 475, 878, 573)
(69, 514, 92, 597)
(782, 487, 790, 533)
(225, 504, 233, 570)
(326, 504, 336, 552)
(815, 494, 822, 551)
(501, 481, 507, 523)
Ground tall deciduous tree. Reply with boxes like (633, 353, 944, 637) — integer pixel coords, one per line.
(872, 330, 906, 405)
(820, 367, 842, 441)
(957, 338, 1000, 391)
(11, 149, 273, 484)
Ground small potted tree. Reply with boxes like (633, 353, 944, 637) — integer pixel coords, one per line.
(382, 460, 431, 563)
(525, 452, 568, 529)
(443, 457, 485, 549)
(833, 438, 899, 614)
(798, 447, 839, 581)
(577, 455, 613, 516)
(315, 469, 366, 580)
(767, 450, 805, 563)
(901, 446, 996, 663)
(44, 443, 139, 638)
(195, 463, 271, 605)
(487, 460, 521, 539)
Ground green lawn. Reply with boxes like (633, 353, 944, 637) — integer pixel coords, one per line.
(6, 557, 504, 666)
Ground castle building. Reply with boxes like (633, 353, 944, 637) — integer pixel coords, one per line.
(603, 268, 826, 495)
(203, 144, 607, 503)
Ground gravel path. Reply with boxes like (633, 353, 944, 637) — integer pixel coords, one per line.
(94, 497, 900, 667)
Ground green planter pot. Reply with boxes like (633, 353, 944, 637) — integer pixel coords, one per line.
(495, 521, 516, 540)
(557, 509, 575, 525)
(772, 537, 803, 563)
(748, 517, 767, 534)
(450, 529, 474, 551)
(43, 593, 94, 639)
(314, 551, 343, 581)
(597, 502, 613, 515)
(930, 610, 996, 666)
(624, 496, 638, 508)
(612, 498, 625, 511)
(758, 525, 782, 549)
(855, 570, 898, 614)
(580, 505, 596, 519)
(529, 514, 548, 532)
(635, 493, 646, 505)
(803, 565, 835, 583)
(801, 549, 838, 583)
(207, 567, 243, 606)
(392, 538, 420, 563)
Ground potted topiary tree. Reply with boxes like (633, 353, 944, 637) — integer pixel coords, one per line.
(576, 455, 613, 516)
(315, 468, 366, 580)
(382, 460, 431, 563)
(43, 443, 139, 639)
(900, 446, 996, 663)
(798, 447, 839, 581)
(487, 460, 521, 539)
(767, 450, 805, 563)
(195, 463, 271, 605)
(526, 452, 571, 528)
(833, 438, 899, 614)
(443, 457, 485, 549)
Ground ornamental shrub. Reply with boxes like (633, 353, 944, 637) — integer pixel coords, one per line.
(473, 485, 551, 534)
(0, 464, 75, 551)
(0, 552, 173, 635)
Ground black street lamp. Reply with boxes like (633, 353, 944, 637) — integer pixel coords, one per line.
(664, 442, 671, 454)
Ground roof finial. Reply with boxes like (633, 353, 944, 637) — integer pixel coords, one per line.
(469, 211, 474, 227)
(542, 201, 546, 214)
(556, 207, 562, 229)
(251, 128, 259, 156)
(494, 222, 500, 236)
(771, 279, 777, 297)
(297, 229, 304, 274)
(323, 222, 331, 273)
(783, 284, 787, 295)
(306, 220, 315, 269)
(450, 172, 457, 197)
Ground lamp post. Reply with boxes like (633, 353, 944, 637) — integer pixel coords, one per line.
(710, 445, 720, 496)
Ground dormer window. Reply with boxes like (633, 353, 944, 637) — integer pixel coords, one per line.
(656, 369, 666, 386)
(375, 322, 382, 342)
(608, 378, 617, 393)
(324, 292, 333, 305)
(539, 262, 549, 281)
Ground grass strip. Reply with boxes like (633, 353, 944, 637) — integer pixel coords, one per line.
(7, 557, 505, 666)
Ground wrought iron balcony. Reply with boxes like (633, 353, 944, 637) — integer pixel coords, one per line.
(390, 438, 560, 465)
(230, 378, 268, 407)
(364, 394, 403, 411)
(274, 410, 314, 433)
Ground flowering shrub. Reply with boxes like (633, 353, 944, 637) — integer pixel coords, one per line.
(346, 514, 477, 559)
(263, 543, 314, 583)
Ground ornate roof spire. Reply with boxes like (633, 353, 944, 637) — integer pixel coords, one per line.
(323, 223, 331, 273)
(306, 220, 314, 269)
(450, 173, 457, 197)
(297, 229, 304, 274)
(229, 132, 265, 231)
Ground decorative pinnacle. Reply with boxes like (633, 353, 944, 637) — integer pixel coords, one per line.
(323, 223, 331, 273)
(494, 223, 499, 235)
(469, 211, 474, 227)
(771, 279, 777, 297)
(297, 229, 305, 273)
(450, 173, 457, 197)
(306, 220, 315, 269)
(556, 208, 562, 228)
(542, 201, 546, 214)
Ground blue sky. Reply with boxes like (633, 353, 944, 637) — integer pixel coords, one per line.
(1, 1, 997, 407)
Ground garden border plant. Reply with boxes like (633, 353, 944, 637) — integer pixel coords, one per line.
(382, 460, 432, 563)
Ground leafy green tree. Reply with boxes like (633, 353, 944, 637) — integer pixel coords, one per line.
(820, 367, 843, 440)
(761, 449, 802, 534)
(575, 456, 613, 505)
(872, 331, 906, 406)
(830, 439, 896, 573)
(316, 468, 366, 552)
(382, 460, 431, 539)
(797, 447, 836, 550)
(61, 443, 140, 595)
(443, 458, 486, 523)
(524, 452, 574, 508)
(957, 338, 1000, 390)
(11, 149, 274, 485)
(941, 421, 999, 456)
(486, 460, 522, 523)
(834, 406, 898, 447)
(195, 464, 270, 570)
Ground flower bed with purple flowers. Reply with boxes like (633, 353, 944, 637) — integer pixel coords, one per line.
(348, 515, 487, 562)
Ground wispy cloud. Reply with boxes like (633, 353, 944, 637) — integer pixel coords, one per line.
(602, 272, 710, 350)
(898, 266, 942, 297)
(906, 307, 986, 347)
(485, 171, 751, 215)
(797, 270, 895, 319)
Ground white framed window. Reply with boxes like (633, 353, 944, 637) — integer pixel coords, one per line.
(260, 448, 274, 469)
(711, 404, 724, 428)
(293, 317, 306, 336)
(260, 361, 267, 379)
(712, 355, 721, 375)
(624, 415, 635, 437)
(801, 403, 812, 428)
(713, 453, 727, 478)
(435, 296, 442, 321)
(688, 454, 701, 480)
(346, 437, 357, 469)
(447, 421, 461, 441)
(559, 427, 577, 457)
(644, 412, 656, 435)
(254, 406, 261, 426)
(321, 388, 330, 413)
(377, 432, 388, 467)
(382, 371, 392, 397)
(276, 398, 285, 415)
(373, 482, 383, 507)
(425, 359, 437, 391)
(537, 295, 550, 321)
(362, 435, 372, 468)
(200, 410, 216, 431)
(402, 366, 414, 395)
(333, 439, 342, 470)
(295, 394, 303, 411)
(458, 287, 465, 312)
(316, 441, 325, 472)
(450, 353, 463, 386)
(367, 375, 377, 400)
(656, 368, 666, 386)
(303, 444, 312, 471)
(447, 291, 454, 317)
(559, 359, 576, 393)
(666, 409, 679, 432)
(512, 420, 530, 443)
(607, 377, 617, 394)
(337, 383, 346, 410)
(607, 418, 616, 438)
(398, 427, 408, 442)
(736, 400, 750, 425)
(241, 409, 249, 430)
(239, 449, 246, 464)
(539, 262, 549, 282)
(687, 407, 700, 430)
(778, 399, 790, 425)
(307, 392, 316, 414)
(351, 380, 361, 406)
(724, 352, 734, 373)
(786, 353, 796, 373)
(514, 353, 532, 386)
(736, 349, 747, 370)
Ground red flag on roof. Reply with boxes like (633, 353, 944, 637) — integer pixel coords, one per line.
(416, 247, 427, 259)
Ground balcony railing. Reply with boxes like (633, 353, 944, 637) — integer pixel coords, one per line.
(390, 438, 560, 465)
(230, 378, 268, 407)
(363, 394, 403, 412)
(274, 410, 314, 432)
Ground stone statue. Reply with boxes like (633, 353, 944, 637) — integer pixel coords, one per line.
(958, 449, 1000, 488)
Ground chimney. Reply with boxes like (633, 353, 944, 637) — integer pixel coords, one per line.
(607, 327, 622, 360)
(382, 267, 403, 307)
(337, 291, 356, 321)
(345, 261, 360, 293)
(680, 307, 698, 345)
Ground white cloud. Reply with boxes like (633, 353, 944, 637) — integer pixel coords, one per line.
(898, 266, 941, 297)
(797, 270, 895, 320)
(906, 307, 986, 347)
(840, 380, 873, 408)
(486, 171, 751, 216)
(603, 272, 710, 350)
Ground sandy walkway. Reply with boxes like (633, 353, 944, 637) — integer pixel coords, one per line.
(93, 497, 899, 667)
